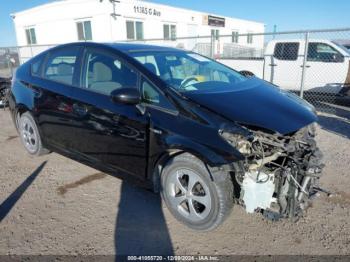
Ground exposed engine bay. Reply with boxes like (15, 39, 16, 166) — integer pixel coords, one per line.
(224, 124, 324, 220)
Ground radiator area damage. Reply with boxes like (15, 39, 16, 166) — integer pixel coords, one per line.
(225, 124, 324, 220)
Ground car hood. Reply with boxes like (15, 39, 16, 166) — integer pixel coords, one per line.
(183, 78, 317, 135)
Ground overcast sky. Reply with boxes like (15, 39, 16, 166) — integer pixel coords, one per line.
(1, 0, 349, 46)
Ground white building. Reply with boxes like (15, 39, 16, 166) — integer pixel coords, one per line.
(12, 0, 265, 61)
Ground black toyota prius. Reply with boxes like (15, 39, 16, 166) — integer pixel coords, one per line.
(8, 42, 323, 230)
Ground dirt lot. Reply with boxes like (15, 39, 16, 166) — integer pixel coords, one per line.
(0, 109, 349, 256)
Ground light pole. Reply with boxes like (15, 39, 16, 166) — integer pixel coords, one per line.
(99, 0, 121, 19)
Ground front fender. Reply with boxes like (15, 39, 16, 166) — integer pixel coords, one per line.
(164, 134, 243, 166)
(148, 133, 244, 191)
(148, 131, 244, 180)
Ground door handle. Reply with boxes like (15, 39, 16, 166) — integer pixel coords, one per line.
(269, 64, 277, 67)
(300, 65, 311, 68)
(73, 104, 88, 116)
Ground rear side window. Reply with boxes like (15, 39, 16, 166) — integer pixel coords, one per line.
(32, 60, 41, 76)
(273, 42, 299, 60)
(31, 55, 45, 76)
(43, 47, 80, 85)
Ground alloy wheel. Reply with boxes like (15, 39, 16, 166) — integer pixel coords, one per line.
(20, 117, 38, 154)
(167, 168, 212, 222)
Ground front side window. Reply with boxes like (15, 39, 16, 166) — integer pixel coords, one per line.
(77, 21, 93, 41)
(141, 78, 175, 110)
(83, 50, 138, 95)
(274, 42, 299, 61)
(25, 28, 37, 45)
(43, 47, 80, 85)
(307, 42, 344, 62)
(130, 51, 246, 93)
(126, 21, 144, 40)
(163, 24, 176, 40)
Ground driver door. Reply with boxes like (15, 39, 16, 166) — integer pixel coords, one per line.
(69, 47, 149, 178)
(304, 42, 349, 93)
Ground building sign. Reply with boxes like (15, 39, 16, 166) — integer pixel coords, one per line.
(134, 5, 161, 17)
(207, 15, 225, 27)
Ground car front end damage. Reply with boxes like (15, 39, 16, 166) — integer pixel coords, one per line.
(220, 123, 324, 220)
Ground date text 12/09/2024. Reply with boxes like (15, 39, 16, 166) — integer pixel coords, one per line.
(127, 256, 219, 261)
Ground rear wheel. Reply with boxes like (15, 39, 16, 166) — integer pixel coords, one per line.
(161, 153, 233, 231)
(19, 112, 49, 156)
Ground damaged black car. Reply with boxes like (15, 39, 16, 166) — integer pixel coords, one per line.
(8, 42, 323, 231)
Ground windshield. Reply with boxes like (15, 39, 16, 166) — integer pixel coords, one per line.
(129, 51, 247, 92)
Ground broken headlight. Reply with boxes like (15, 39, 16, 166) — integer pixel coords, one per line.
(219, 129, 252, 155)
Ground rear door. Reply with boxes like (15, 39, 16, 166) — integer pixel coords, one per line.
(35, 45, 83, 149)
(69, 47, 149, 177)
(265, 42, 302, 90)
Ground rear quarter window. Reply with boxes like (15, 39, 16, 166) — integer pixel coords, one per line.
(31, 54, 46, 76)
(273, 42, 299, 61)
(43, 46, 81, 85)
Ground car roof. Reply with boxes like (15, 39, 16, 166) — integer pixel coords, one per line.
(267, 39, 334, 44)
(106, 42, 184, 53)
(54, 42, 185, 54)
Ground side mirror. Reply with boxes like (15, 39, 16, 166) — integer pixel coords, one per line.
(111, 87, 141, 105)
(333, 53, 344, 63)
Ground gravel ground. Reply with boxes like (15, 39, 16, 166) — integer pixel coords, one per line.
(0, 109, 349, 256)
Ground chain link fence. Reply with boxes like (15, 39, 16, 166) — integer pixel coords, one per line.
(1, 28, 350, 116)
(0, 44, 57, 78)
(131, 28, 350, 116)
(214, 28, 350, 117)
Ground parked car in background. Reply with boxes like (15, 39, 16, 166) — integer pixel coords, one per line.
(0, 77, 11, 107)
(9, 42, 323, 230)
(219, 39, 350, 97)
(0, 50, 20, 70)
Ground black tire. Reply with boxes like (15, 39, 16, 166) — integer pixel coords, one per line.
(18, 112, 50, 156)
(160, 153, 234, 231)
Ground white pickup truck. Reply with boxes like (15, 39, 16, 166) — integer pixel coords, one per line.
(218, 39, 350, 96)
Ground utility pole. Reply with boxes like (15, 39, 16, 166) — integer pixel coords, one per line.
(99, 0, 121, 19)
(273, 24, 277, 39)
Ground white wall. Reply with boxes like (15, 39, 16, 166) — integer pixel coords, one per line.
(13, 0, 112, 45)
(13, 0, 265, 51)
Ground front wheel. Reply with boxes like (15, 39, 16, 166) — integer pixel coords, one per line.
(161, 153, 234, 231)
